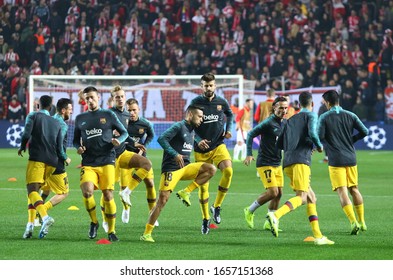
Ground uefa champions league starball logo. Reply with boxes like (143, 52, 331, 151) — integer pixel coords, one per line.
(364, 125, 387, 150)
(6, 124, 24, 147)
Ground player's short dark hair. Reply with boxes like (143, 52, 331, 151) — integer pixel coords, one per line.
(126, 98, 139, 106)
(201, 73, 215, 83)
(186, 105, 203, 114)
(39, 95, 52, 109)
(56, 98, 72, 112)
(272, 96, 288, 106)
(322, 90, 339, 106)
(83, 86, 98, 94)
(299, 91, 312, 107)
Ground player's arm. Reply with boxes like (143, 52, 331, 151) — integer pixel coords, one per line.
(223, 99, 233, 137)
(144, 119, 155, 146)
(246, 123, 265, 156)
(308, 112, 323, 151)
(73, 116, 85, 154)
(56, 127, 67, 161)
(58, 121, 69, 161)
(352, 113, 369, 143)
(244, 123, 264, 166)
(157, 122, 181, 158)
(111, 111, 128, 145)
(19, 113, 34, 154)
(317, 115, 326, 143)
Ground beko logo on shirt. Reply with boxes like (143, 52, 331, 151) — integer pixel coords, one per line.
(86, 128, 103, 139)
(182, 142, 193, 150)
(203, 114, 219, 123)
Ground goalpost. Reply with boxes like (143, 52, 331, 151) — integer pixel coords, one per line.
(29, 75, 256, 149)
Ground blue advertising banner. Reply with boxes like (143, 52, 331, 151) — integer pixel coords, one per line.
(0, 120, 392, 150)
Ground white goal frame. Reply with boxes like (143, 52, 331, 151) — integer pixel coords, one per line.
(28, 74, 249, 119)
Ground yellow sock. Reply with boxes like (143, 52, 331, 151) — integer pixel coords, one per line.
(104, 199, 117, 234)
(184, 181, 199, 193)
(275, 196, 303, 219)
(27, 197, 36, 223)
(343, 204, 357, 223)
(44, 201, 53, 211)
(83, 195, 98, 223)
(129, 168, 149, 191)
(214, 167, 233, 207)
(307, 203, 322, 239)
(354, 204, 365, 223)
(198, 183, 210, 219)
(146, 185, 157, 211)
(28, 191, 47, 218)
(144, 223, 155, 235)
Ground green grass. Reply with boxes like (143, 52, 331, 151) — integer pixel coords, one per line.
(0, 148, 392, 260)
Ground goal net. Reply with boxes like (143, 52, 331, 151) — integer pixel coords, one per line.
(29, 75, 256, 149)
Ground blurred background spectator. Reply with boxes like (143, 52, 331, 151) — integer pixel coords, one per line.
(0, 0, 390, 123)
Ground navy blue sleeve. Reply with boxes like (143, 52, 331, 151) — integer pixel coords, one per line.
(158, 122, 181, 158)
(351, 113, 369, 143)
(110, 110, 128, 143)
(308, 112, 323, 149)
(20, 112, 35, 150)
(145, 119, 155, 146)
(73, 115, 82, 149)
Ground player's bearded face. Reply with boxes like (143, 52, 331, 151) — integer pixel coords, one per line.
(201, 80, 216, 98)
(191, 110, 203, 127)
(64, 104, 73, 121)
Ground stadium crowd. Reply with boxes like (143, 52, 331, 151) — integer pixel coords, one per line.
(0, 0, 392, 123)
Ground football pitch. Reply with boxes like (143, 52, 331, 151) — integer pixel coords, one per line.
(0, 148, 392, 260)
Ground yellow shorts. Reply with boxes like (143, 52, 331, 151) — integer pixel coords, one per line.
(41, 172, 69, 194)
(26, 160, 56, 185)
(284, 164, 311, 192)
(194, 144, 231, 166)
(257, 166, 284, 189)
(328, 166, 358, 190)
(159, 162, 205, 192)
(80, 165, 115, 191)
(117, 150, 136, 169)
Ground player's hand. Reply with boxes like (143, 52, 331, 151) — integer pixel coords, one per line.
(113, 130, 120, 137)
(112, 138, 121, 146)
(175, 154, 185, 168)
(317, 146, 323, 153)
(135, 143, 146, 153)
(77, 146, 86, 154)
(224, 131, 232, 139)
(198, 139, 211, 151)
(17, 148, 25, 157)
(65, 157, 71, 166)
(243, 156, 254, 166)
